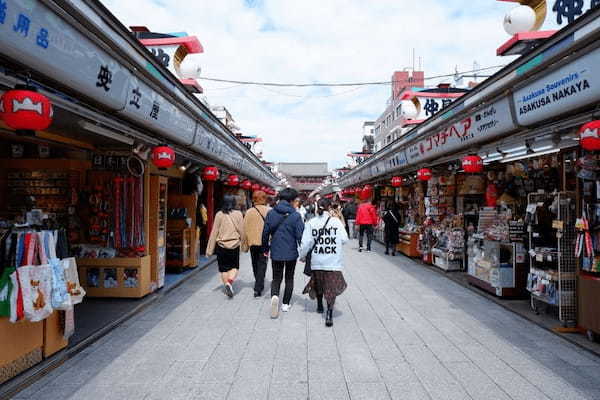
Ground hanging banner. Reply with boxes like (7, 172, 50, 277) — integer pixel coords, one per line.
(406, 97, 515, 164)
(384, 150, 408, 171)
(513, 46, 600, 126)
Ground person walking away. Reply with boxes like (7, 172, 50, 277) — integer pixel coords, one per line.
(206, 195, 245, 297)
(382, 201, 401, 256)
(329, 203, 345, 227)
(262, 188, 304, 318)
(299, 198, 348, 327)
(304, 202, 316, 222)
(242, 190, 270, 297)
(355, 199, 378, 252)
(342, 199, 357, 239)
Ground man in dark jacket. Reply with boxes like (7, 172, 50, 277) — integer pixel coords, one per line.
(342, 200, 358, 239)
(262, 188, 304, 318)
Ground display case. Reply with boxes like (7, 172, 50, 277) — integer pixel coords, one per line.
(397, 230, 419, 257)
(467, 236, 527, 297)
(527, 192, 577, 327)
(77, 255, 152, 298)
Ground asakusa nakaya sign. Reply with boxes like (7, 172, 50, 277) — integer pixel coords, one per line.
(514, 45, 600, 126)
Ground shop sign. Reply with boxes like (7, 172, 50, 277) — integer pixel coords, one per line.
(513, 46, 600, 126)
(122, 79, 196, 146)
(407, 97, 514, 164)
(0, 0, 129, 109)
(415, 96, 456, 120)
(539, 0, 598, 31)
(384, 150, 408, 171)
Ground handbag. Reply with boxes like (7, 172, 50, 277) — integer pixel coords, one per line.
(303, 217, 331, 277)
(63, 257, 86, 305)
(50, 258, 71, 310)
(0, 267, 15, 317)
(18, 264, 54, 322)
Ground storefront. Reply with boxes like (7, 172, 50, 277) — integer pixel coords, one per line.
(0, 0, 277, 388)
(338, 9, 600, 339)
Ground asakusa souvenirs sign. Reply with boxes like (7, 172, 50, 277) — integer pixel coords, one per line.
(514, 46, 600, 126)
(406, 97, 515, 164)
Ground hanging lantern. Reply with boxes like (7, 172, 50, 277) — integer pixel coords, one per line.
(417, 168, 432, 181)
(251, 183, 261, 192)
(580, 121, 600, 151)
(261, 185, 270, 193)
(202, 166, 219, 181)
(462, 155, 484, 173)
(151, 145, 175, 170)
(347, 187, 356, 195)
(0, 86, 54, 134)
(391, 176, 403, 187)
(226, 174, 240, 186)
(240, 180, 252, 190)
(360, 184, 373, 200)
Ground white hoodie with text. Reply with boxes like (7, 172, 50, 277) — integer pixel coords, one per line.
(299, 212, 349, 272)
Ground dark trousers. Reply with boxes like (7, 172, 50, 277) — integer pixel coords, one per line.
(385, 240, 397, 254)
(250, 245, 267, 293)
(359, 225, 374, 250)
(271, 260, 297, 304)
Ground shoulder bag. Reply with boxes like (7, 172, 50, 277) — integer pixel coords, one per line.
(303, 217, 331, 276)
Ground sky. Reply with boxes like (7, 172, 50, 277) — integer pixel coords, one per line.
(104, 0, 517, 169)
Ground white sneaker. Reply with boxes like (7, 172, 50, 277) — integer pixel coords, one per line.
(282, 304, 291, 312)
(270, 296, 279, 319)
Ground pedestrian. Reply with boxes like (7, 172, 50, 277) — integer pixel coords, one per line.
(355, 198, 378, 252)
(329, 203, 345, 227)
(299, 198, 348, 327)
(206, 195, 245, 298)
(262, 188, 304, 318)
(304, 202, 316, 222)
(382, 201, 401, 256)
(342, 199, 357, 239)
(242, 190, 270, 297)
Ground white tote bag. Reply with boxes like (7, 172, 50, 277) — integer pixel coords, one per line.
(18, 265, 54, 322)
(62, 258, 86, 305)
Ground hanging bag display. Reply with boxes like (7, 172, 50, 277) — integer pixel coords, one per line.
(0, 267, 16, 317)
(18, 264, 54, 322)
(49, 258, 71, 310)
(62, 257, 85, 305)
(10, 269, 24, 322)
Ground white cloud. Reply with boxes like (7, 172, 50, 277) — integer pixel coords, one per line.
(104, 0, 515, 169)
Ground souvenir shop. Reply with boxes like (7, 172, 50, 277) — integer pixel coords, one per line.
(335, 6, 600, 339)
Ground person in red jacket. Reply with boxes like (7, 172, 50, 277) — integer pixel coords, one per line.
(355, 199, 378, 252)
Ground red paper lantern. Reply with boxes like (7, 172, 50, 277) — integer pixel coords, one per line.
(0, 87, 53, 132)
(251, 183, 261, 191)
(417, 168, 432, 181)
(360, 185, 373, 200)
(241, 180, 252, 190)
(462, 155, 483, 173)
(151, 145, 175, 170)
(347, 187, 356, 195)
(580, 121, 600, 151)
(226, 174, 240, 186)
(261, 186, 270, 193)
(391, 176, 403, 187)
(202, 166, 219, 181)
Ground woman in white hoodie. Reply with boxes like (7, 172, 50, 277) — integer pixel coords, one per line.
(299, 198, 349, 327)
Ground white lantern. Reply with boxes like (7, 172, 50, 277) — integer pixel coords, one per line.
(503, 5, 536, 36)
(400, 100, 419, 120)
(177, 54, 202, 79)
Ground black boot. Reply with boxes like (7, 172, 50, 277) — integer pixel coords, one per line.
(317, 296, 324, 314)
(325, 308, 333, 327)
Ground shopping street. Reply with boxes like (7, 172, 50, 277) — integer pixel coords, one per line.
(12, 242, 600, 400)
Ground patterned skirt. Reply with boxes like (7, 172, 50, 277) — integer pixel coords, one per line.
(311, 270, 347, 304)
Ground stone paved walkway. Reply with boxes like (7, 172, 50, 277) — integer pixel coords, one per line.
(14, 240, 600, 400)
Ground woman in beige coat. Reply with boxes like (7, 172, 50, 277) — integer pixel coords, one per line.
(206, 195, 245, 297)
(242, 191, 270, 297)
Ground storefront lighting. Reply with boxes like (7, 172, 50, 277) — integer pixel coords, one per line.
(499, 144, 526, 154)
(500, 148, 560, 163)
(178, 161, 192, 172)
